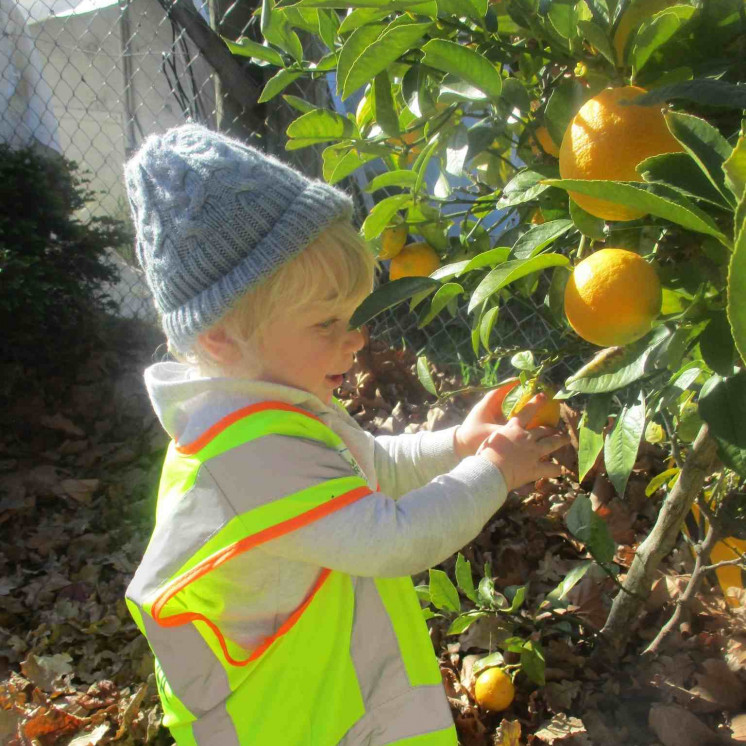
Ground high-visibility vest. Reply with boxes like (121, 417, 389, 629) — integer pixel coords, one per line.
(125, 401, 458, 745)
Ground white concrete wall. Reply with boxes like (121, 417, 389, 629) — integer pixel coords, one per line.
(22, 0, 216, 225)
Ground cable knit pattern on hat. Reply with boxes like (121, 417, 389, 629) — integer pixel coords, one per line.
(123, 123, 353, 353)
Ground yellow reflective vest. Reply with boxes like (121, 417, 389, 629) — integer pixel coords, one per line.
(126, 400, 458, 745)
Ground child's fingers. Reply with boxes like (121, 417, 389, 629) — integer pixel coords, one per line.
(535, 432, 572, 456)
(536, 461, 563, 480)
(511, 394, 548, 429)
(528, 425, 560, 440)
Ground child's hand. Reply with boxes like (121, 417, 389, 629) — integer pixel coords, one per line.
(475, 395, 570, 492)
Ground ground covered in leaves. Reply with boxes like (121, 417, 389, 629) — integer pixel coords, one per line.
(1, 315, 744, 745)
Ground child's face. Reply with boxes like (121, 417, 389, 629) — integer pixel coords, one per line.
(253, 296, 366, 405)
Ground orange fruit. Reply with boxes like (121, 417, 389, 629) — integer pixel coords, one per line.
(388, 242, 441, 281)
(474, 667, 515, 712)
(564, 248, 662, 347)
(535, 125, 559, 157)
(512, 386, 561, 429)
(378, 225, 407, 260)
(614, 0, 678, 64)
(530, 208, 545, 225)
(558, 86, 684, 221)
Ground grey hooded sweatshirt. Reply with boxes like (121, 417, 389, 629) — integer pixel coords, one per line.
(137, 361, 508, 653)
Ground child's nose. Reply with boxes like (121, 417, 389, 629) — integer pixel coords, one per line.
(345, 326, 366, 352)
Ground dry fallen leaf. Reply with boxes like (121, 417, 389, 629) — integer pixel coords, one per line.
(648, 703, 720, 746)
(689, 658, 746, 712)
(495, 718, 522, 746)
(532, 713, 591, 745)
(729, 713, 746, 742)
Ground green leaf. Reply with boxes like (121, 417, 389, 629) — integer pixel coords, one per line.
(461, 247, 511, 275)
(342, 22, 433, 100)
(349, 276, 440, 328)
(421, 607, 438, 621)
(373, 71, 400, 138)
(362, 194, 412, 240)
(321, 144, 380, 184)
(472, 651, 505, 676)
(547, 560, 594, 601)
(569, 199, 607, 240)
(418, 283, 464, 328)
(699, 371, 746, 450)
(699, 311, 737, 377)
(547, 265, 570, 323)
(261, 0, 304, 63)
(544, 79, 587, 149)
(544, 179, 730, 246)
(337, 24, 383, 99)
(286, 109, 357, 148)
(577, 19, 616, 65)
(632, 80, 746, 110)
(289, 0, 436, 9)
(511, 351, 536, 372)
(629, 5, 696, 76)
(520, 641, 546, 686)
(664, 111, 735, 207)
(566, 494, 615, 563)
(420, 39, 503, 100)
(447, 612, 489, 635)
(416, 355, 438, 396)
(645, 467, 680, 497)
(259, 68, 303, 102)
(477, 575, 500, 609)
(436, 0, 488, 23)
(699, 371, 746, 478)
(578, 394, 611, 482)
(365, 171, 419, 193)
(429, 568, 461, 613)
(605, 392, 646, 498)
(221, 35, 285, 66)
(505, 585, 527, 614)
(282, 94, 319, 114)
(468, 254, 570, 312)
(498, 169, 553, 209)
(728, 202, 746, 365)
(455, 553, 478, 603)
(414, 584, 431, 604)
(565, 330, 670, 394)
(637, 152, 731, 209)
(723, 131, 746, 202)
(480, 305, 500, 352)
(511, 219, 574, 260)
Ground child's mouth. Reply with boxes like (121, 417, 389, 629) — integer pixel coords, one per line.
(326, 373, 345, 386)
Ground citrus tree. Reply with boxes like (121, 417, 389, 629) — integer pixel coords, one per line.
(224, 0, 746, 666)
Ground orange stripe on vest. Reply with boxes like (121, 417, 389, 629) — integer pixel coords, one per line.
(175, 401, 324, 455)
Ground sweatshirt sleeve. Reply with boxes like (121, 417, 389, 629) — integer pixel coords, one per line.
(207, 433, 507, 578)
(372, 425, 462, 498)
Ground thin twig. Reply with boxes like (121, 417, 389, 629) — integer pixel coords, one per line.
(660, 409, 684, 470)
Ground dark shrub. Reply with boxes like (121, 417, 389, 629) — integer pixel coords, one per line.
(0, 142, 130, 370)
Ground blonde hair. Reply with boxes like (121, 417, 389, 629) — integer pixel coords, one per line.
(171, 219, 379, 376)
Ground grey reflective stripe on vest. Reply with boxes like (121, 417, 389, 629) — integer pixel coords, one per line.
(192, 702, 241, 746)
(128, 467, 234, 603)
(143, 614, 232, 719)
(205, 433, 356, 510)
(342, 578, 452, 745)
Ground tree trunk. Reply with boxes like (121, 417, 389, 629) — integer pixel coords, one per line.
(207, 0, 266, 144)
(156, 0, 265, 140)
(598, 424, 719, 657)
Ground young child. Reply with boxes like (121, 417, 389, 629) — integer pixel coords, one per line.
(123, 123, 568, 746)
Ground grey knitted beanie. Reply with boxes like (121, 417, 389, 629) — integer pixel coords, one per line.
(123, 123, 353, 354)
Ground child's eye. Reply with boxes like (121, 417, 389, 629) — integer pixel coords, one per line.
(318, 319, 337, 329)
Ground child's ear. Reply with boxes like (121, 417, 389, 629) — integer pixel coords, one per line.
(197, 326, 243, 365)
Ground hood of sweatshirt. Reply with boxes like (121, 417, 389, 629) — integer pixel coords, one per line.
(143, 361, 377, 488)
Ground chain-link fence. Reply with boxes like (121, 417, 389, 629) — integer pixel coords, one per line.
(2, 0, 568, 381)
